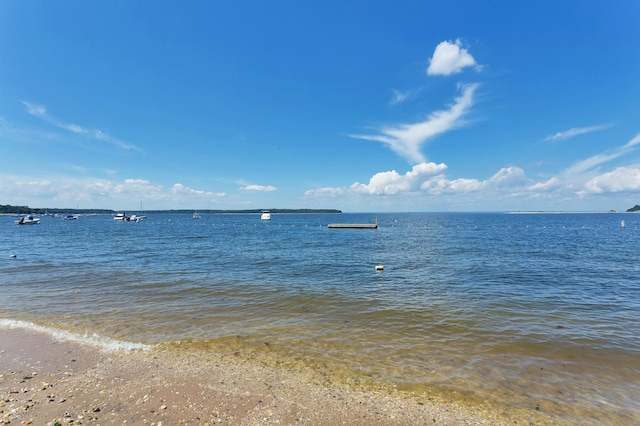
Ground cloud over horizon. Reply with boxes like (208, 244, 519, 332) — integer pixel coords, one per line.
(304, 162, 529, 198)
(305, 133, 640, 208)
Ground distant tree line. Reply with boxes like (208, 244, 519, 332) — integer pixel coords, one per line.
(0, 204, 32, 214)
(0, 204, 342, 215)
(627, 205, 640, 212)
(0, 204, 114, 215)
(160, 209, 343, 214)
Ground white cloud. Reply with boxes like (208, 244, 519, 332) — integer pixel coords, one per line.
(427, 39, 479, 76)
(545, 124, 612, 142)
(22, 101, 140, 151)
(581, 167, 640, 194)
(241, 184, 278, 192)
(306, 162, 530, 199)
(305, 162, 531, 198)
(486, 166, 527, 187)
(349, 162, 448, 195)
(440, 177, 482, 192)
(528, 177, 561, 191)
(350, 83, 478, 164)
(0, 173, 231, 209)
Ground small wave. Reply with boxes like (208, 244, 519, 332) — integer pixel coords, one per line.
(0, 318, 154, 352)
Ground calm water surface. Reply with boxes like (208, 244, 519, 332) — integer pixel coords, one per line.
(1, 212, 639, 424)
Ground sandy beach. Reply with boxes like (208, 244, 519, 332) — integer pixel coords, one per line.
(0, 327, 527, 426)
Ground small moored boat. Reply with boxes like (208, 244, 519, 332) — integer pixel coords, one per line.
(15, 215, 41, 225)
(261, 210, 271, 220)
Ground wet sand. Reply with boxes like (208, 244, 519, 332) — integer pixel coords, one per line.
(0, 327, 545, 425)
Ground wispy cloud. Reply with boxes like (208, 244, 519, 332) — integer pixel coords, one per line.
(0, 116, 58, 142)
(172, 183, 226, 198)
(241, 184, 278, 192)
(388, 87, 428, 106)
(22, 101, 140, 151)
(564, 133, 640, 177)
(563, 133, 640, 196)
(623, 133, 640, 149)
(389, 89, 410, 106)
(350, 83, 479, 164)
(525, 134, 640, 198)
(545, 124, 612, 142)
(427, 39, 480, 76)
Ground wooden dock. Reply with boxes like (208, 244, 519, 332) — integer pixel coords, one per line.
(327, 223, 378, 229)
(328, 216, 378, 229)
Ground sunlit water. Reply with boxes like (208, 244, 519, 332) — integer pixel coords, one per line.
(1, 212, 639, 423)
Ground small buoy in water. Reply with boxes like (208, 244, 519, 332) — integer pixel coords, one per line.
(621, 220, 625, 229)
(9, 254, 16, 258)
(375, 265, 384, 271)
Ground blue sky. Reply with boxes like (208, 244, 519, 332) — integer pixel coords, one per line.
(1, 1, 639, 212)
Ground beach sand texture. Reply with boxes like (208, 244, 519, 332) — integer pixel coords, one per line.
(0, 327, 534, 426)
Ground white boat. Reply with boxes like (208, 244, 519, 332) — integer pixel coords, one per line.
(15, 215, 41, 225)
(64, 214, 79, 220)
(129, 214, 147, 222)
(113, 213, 130, 221)
(193, 211, 200, 219)
(260, 210, 271, 220)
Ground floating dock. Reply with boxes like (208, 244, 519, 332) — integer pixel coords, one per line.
(328, 216, 378, 229)
(327, 223, 378, 229)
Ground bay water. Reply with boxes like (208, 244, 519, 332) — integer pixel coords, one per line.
(1, 212, 639, 423)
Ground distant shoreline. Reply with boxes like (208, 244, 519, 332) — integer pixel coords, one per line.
(0, 207, 343, 215)
(506, 210, 637, 214)
(4, 206, 640, 215)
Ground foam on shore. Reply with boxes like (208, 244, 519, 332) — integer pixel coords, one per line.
(0, 318, 153, 352)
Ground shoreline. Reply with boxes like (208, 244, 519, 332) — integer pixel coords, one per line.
(0, 326, 530, 426)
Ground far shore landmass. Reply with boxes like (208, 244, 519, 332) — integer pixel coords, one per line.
(3, 203, 640, 216)
(0, 326, 544, 426)
(0, 204, 343, 216)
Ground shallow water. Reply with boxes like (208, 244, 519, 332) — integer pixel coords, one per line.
(1, 212, 639, 423)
